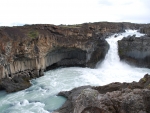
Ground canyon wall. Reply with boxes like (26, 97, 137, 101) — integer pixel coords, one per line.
(0, 22, 148, 92)
(140, 26, 150, 36)
(118, 27, 150, 68)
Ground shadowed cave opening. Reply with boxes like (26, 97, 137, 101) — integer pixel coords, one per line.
(45, 47, 87, 71)
(45, 58, 86, 71)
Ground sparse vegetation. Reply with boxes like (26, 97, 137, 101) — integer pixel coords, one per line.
(141, 78, 146, 82)
(28, 30, 39, 39)
(59, 24, 82, 28)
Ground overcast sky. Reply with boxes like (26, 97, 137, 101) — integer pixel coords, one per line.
(0, 0, 150, 26)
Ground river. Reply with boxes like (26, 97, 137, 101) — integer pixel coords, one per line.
(0, 30, 150, 113)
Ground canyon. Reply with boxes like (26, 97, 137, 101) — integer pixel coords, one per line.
(0, 22, 148, 92)
(0, 22, 150, 113)
(53, 26, 150, 113)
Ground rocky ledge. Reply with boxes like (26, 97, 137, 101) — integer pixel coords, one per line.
(140, 26, 150, 36)
(0, 22, 149, 92)
(54, 74, 150, 113)
(118, 35, 150, 68)
(118, 25, 150, 68)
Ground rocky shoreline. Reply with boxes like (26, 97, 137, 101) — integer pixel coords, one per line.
(53, 74, 150, 113)
(0, 22, 149, 93)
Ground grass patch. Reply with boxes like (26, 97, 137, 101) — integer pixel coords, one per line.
(59, 24, 82, 28)
(28, 30, 39, 39)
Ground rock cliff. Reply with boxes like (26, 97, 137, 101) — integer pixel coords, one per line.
(54, 74, 150, 113)
(0, 22, 148, 92)
(118, 35, 150, 68)
(140, 26, 150, 36)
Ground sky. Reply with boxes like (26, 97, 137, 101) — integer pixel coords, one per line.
(0, 0, 150, 26)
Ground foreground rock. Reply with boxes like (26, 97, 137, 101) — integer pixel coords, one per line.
(118, 35, 150, 68)
(54, 74, 150, 113)
(0, 22, 149, 92)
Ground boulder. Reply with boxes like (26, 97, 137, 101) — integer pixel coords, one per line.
(0, 70, 38, 92)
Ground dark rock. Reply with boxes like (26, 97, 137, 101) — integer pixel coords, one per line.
(139, 74, 150, 89)
(140, 26, 150, 36)
(58, 85, 92, 98)
(86, 39, 109, 68)
(0, 69, 41, 92)
(54, 74, 150, 113)
(45, 47, 87, 70)
(143, 90, 150, 113)
(114, 35, 118, 38)
(118, 36, 150, 68)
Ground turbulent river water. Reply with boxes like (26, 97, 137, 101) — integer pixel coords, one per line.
(0, 30, 150, 113)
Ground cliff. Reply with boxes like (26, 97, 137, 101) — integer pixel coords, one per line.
(118, 34, 150, 68)
(0, 22, 148, 92)
(140, 26, 150, 36)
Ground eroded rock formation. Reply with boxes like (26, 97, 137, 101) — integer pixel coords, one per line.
(118, 25, 150, 68)
(54, 74, 150, 113)
(140, 26, 150, 36)
(0, 22, 148, 92)
(118, 35, 150, 68)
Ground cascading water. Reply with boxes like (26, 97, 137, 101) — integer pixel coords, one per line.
(0, 30, 150, 113)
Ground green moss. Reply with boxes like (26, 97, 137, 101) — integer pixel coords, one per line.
(28, 30, 39, 39)
(141, 78, 146, 82)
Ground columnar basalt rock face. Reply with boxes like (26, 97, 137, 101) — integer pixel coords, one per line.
(118, 25, 150, 68)
(54, 74, 150, 113)
(140, 26, 150, 36)
(118, 35, 150, 68)
(0, 22, 148, 92)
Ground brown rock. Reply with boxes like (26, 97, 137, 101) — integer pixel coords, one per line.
(0, 22, 149, 92)
(118, 35, 150, 68)
(54, 74, 150, 113)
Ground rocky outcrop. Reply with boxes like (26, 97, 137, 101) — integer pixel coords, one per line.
(54, 74, 150, 113)
(118, 35, 150, 68)
(140, 26, 150, 36)
(0, 69, 41, 92)
(118, 25, 150, 68)
(0, 22, 148, 92)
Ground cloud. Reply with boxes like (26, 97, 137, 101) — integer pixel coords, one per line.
(98, 0, 150, 23)
(0, 0, 150, 26)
